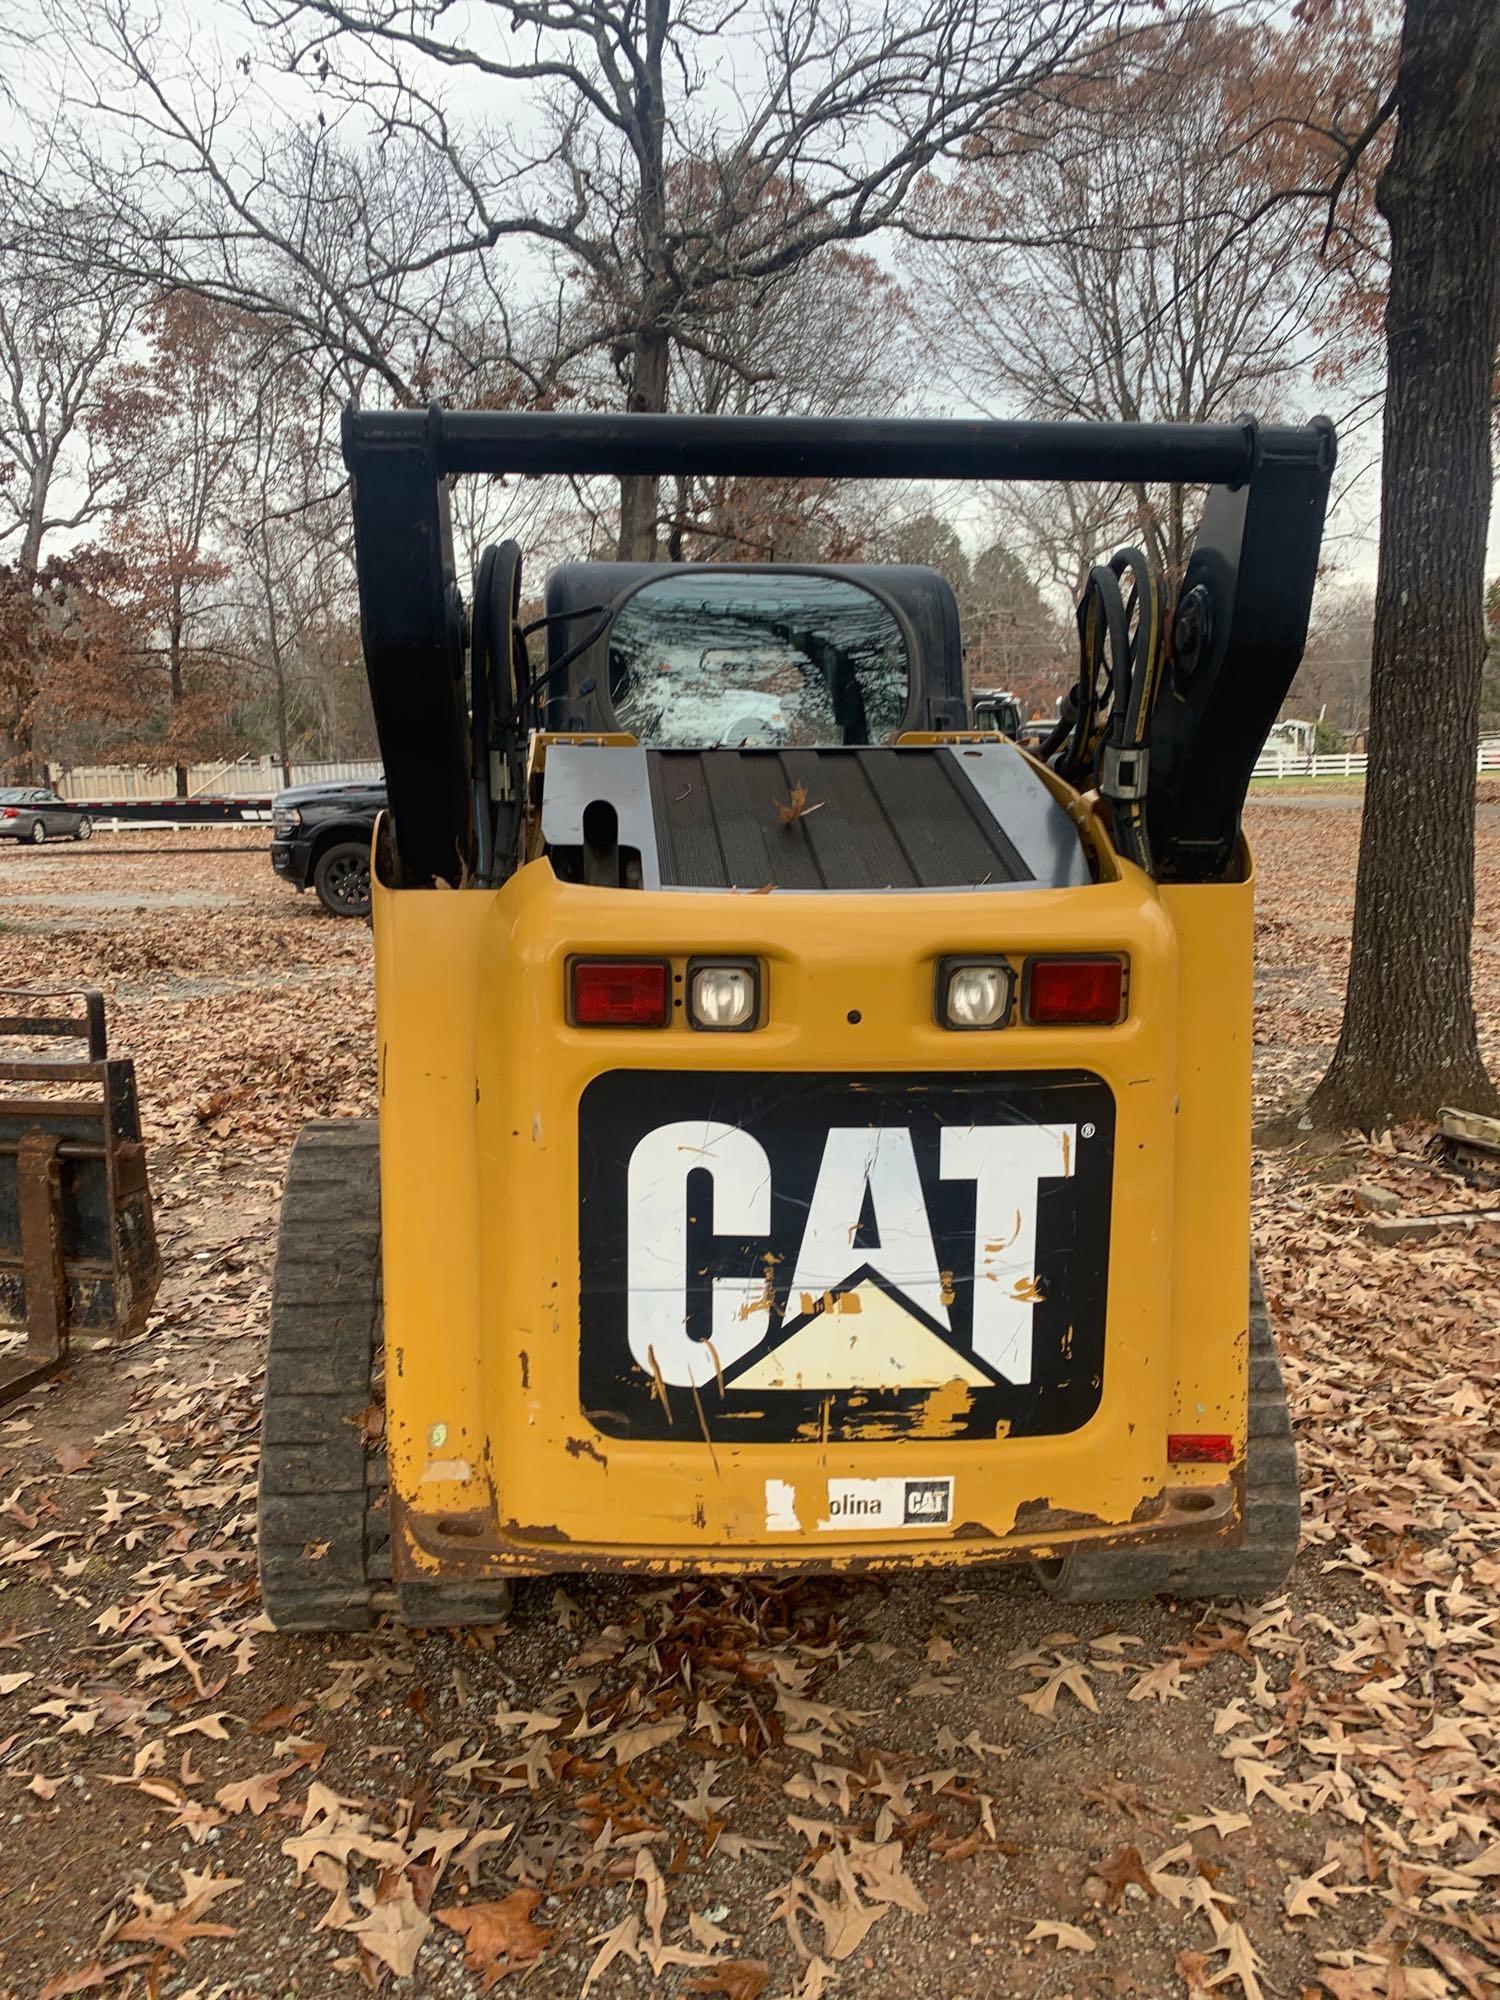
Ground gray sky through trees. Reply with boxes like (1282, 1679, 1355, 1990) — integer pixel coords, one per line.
(4, 0, 1495, 590)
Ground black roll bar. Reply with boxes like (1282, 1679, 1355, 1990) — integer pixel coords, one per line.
(348, 406, 1331, 487)
(341, 406, 1335, 888)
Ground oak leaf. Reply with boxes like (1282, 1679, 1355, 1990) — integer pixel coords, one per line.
(1284, 1862, 1342, 1918)
(1095, 1844, 1158, 1910)
(634, 1848, 668, 1950)
(605, 1716, 684, 1765)
(436, 1889, 551, 1987)
(686, 1962, 771, 2000)
(774, 782, 824, 826)
(37, 1956, 153, 2000)
(1179, 1809, 1251, 1839)
(1423, 1937, 1493, 1999)
(1206, 1921, 1264, 2000)
(1026, 1919, 1096, 1953)
(215, 1765, 295, 1816)
(1020, 1658, 1098, 1717)
(1129, 1658, 1187, 1704)
(350, 1884, 432, 1979)
(793, 1963, 836, 2000)
(581, 1912, 640, 1995)
(113, 1907, 237, 1958)
(1175, 1948, 1214, 1994)
(688, 1910, 739, 1950)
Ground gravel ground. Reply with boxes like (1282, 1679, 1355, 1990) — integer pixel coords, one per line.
(0, 814, 1495, 2000)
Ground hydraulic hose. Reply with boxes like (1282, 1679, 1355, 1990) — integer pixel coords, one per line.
(469, 544, 500, 887)
(1047, 547, 1166, 875)
(469, 541, 527, 886)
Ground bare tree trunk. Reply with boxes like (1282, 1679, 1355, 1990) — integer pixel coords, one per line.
(273, 669, 291, 786)
(664, 472, 690, 560)
(615, 0, 670, 562)
(618, 326, 670, 559)
(7, 522, 45, 783)
(168, 609, 189, 802)
(1312, 0, 1500, 1127)
(260, 519, 293, 785)
(9, 719, 41, 785)
(1167, 482, 1185, 581)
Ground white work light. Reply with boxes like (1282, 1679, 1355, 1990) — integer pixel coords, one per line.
(938, 958, 1014, 1030)
(688, 960, 759, 1031)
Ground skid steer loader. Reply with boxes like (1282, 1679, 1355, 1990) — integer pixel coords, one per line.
(257, 409, 1333, 1630)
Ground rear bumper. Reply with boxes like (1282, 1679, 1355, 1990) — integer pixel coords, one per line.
(394, 1473, 1239, 1580)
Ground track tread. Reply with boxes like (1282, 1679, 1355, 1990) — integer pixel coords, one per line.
(258, 1121, 382, 1633)
(1032, 1262, 1300, 1605)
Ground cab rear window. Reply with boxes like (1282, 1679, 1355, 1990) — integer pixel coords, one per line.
(607, 571, 909, 749)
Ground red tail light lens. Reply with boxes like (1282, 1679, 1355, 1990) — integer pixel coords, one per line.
(570, 958, 670, 1027)
(1, 809, 14, 819)
(1168, 1433, 1234, 1464)
(1024, 955, 1125, 1025)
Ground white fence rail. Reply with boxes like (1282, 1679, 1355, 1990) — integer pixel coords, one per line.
(1254, 742, 1500, 780)
(54, 756, 382, 801)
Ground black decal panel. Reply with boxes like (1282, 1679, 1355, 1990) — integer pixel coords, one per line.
(577, 1069, 1113, 1442)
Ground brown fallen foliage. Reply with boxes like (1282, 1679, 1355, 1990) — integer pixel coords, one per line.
(0, 807, 1495, 1999)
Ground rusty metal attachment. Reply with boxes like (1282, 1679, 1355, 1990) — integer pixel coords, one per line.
(0, 988, 162, 1404)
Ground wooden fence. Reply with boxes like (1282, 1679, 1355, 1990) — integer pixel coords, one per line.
(53, 756, 382, 801)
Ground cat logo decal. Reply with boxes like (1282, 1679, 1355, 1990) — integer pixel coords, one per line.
(578, 1070, 1113, 1443)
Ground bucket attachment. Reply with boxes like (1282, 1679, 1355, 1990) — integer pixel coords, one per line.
(0, 989, 162, 1404)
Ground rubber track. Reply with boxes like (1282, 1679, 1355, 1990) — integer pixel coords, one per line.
(1033, 1263, 1300, 1604)
(258, 1121, 387, 1632)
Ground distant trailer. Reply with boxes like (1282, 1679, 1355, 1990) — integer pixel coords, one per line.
(67, 797, 275, 826)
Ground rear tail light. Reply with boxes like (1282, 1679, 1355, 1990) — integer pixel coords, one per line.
(1023, 955, 1125, 1025)
(1168, 1433, 1234, 1464)
(1, 809, 15, 819)
(569, 958, 670, 1027)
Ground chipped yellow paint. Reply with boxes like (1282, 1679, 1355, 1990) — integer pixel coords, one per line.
(702, 1341, 726, 1396)
(906, 1379, 978, 1439)
(371, 779, 1252, 1578)
(733, 1277, 777, 1322)
(984, 1212, 1023, 1256)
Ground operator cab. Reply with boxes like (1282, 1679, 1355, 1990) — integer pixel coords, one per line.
(531, 558, 1089, 894)
(542, 562, 969, 739)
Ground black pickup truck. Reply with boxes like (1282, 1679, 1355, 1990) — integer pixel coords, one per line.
(270, 778, 385, 917)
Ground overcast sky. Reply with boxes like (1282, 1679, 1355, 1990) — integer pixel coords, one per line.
(9, 0, 1497, 591)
